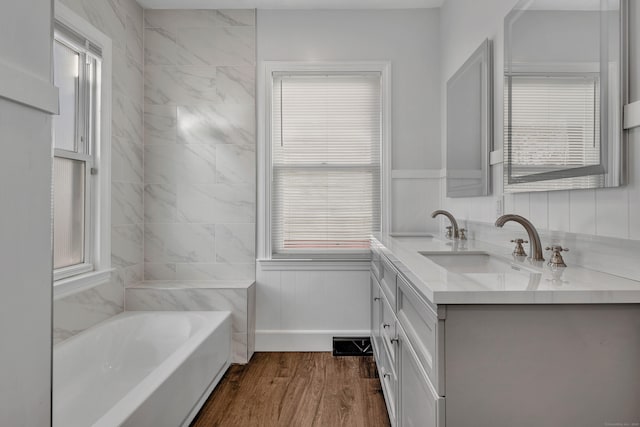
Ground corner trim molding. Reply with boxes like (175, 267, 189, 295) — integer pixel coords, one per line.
(255, 329, 371, 351)
(0, 59, 59, 114)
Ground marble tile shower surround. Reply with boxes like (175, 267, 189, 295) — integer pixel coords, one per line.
(143, 9, 257, 282)
(54, 0, 144, 344)
(451, 220, 640, 283)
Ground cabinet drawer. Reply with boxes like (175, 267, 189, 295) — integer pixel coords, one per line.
(381, 295, 397, 365)
(380, 257, 397, 310)
(397, 275, 445, 396)
(378, 339, 398, 426)
(398, 327, 444, 427)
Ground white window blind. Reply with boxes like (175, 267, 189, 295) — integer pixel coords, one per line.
(271, 73, 382, 255)
(506, 75, 601, 181)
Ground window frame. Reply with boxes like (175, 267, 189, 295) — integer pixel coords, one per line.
(52, 34, 97, 281)
(53, 2, 112, 298)
(258, 62, 391, 261)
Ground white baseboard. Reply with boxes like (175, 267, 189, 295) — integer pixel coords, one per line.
(255, 329, 371, 352)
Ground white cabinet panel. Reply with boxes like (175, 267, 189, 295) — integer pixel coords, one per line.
(370, 273, 382, 359)
(380, 294, 398, 364)
(398, 328, 443, 427)
(377, 336, 398, 427)
(396, 274, 444, 395)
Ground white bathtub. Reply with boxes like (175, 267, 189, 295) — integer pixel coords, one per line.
(53, 311, 231, 427)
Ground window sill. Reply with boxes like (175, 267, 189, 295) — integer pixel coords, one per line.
(53, 268, 114, 300)
(258, 258, 371, 271)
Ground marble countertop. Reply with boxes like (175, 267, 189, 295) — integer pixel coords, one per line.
(373, 234, 640, 305)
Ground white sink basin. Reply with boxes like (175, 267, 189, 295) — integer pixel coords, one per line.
(419, 252, 538, 274)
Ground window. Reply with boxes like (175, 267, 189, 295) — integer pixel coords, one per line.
(270, 71, 383, 257)
(52, 19, 107, 285)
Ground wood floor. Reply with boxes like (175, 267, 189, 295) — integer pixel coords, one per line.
(191, 352, 391, 427)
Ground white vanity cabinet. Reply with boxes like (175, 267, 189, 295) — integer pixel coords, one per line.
(370, 240, 640, 427)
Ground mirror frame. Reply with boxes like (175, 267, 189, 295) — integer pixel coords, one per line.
(446, 38, 493, 198)
(503, 0, 629, 193)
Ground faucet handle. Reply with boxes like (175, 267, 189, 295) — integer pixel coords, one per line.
(545, 245, 568, 267)
(545, 245, 568, 252)
(510, 238, 528, 257)
(445, 226, 453, 239)
(459, 228, 467, 240)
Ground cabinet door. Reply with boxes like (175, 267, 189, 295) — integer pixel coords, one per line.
(398, 329, 444, 427)
(370, 273, 382, 357)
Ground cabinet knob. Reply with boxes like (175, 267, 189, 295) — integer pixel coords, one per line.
(383, 373, 391, 379)
(382, 323, 390, 328)
(390, 337, 399, 344)
(373, 297, 380, 301)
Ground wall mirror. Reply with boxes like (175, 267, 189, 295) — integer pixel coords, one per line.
(504, 0, 628, 193)
(446, 39, 493, 197)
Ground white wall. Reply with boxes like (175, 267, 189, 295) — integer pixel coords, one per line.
(440, 0, 640, 249)
(0, 0, 54, 425)
(255, 9, 441, 350)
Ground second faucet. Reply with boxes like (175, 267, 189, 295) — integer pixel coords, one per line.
(432, 210, 460, 240)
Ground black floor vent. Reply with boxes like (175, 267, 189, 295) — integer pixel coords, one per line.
(332, 337, 373, 356)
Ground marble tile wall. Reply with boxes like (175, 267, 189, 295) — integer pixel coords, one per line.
(125, 281, 256, 363)
(54, 0, 144, 344)
(143, 9, 256, 282)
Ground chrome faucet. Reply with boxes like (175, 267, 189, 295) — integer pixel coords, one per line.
(431, 210, 459, 239)
(495, 214, 545, 262)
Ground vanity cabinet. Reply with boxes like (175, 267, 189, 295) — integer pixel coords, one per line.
(370, 242, 640, 427)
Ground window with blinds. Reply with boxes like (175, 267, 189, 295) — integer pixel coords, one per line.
(505, 74, 602, 183)
(271, 73, 382, 256)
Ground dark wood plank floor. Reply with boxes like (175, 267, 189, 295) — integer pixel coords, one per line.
(191, 352, 391, 427)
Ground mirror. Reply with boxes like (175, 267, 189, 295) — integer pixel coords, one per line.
(504, 0, 628, 192)
(446, 39, 493, 198)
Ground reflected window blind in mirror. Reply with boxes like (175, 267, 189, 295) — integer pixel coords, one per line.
(505, 75, 602, 183)
(271, 73, 381, 256)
